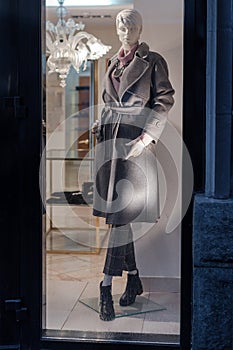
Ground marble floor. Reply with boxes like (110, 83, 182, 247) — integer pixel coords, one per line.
(45, 245, 180, 336)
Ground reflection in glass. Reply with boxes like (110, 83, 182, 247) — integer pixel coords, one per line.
(46, 0, 111, 87)
(42, 0, 183, 344)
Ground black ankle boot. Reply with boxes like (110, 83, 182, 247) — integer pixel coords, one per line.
(119, 270, 143, 306)
(99, 281, 115, 321)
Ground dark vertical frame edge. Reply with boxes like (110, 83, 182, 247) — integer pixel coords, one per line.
(181, 0, 207, 349)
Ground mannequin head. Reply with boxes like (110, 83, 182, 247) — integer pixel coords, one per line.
(116, 9, 143, 51)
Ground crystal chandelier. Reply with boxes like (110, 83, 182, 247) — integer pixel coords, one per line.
(46, 0, 112, 87)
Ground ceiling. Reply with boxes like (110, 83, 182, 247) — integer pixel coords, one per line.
(45, 0, 183, 53)
(46, 0, 182, 26)
(46, 0, 133, 24)
(46, 0, 133, 5)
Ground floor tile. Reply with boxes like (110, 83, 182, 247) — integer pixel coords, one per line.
(142, 292, 180, 334)
(46, 280, 86, 311)
(46, 309, 70, 330)
(146, 292, 180, 322)
(45, 253, 180, 336)
(62, 302, 145, 333)
(142, 321, 180, 334)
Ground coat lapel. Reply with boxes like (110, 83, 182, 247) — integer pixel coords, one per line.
(103, 55, 119, 102)
(103, 42, 150, 103)
(118, 56, 149, 100)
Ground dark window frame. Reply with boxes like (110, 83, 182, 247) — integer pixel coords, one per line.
(0, 0, 207, 349)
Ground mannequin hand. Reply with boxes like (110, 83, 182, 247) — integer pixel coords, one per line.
(91, 120, 100, 134)
(125, 139, 145, 160)
(125, 133, 154, 160)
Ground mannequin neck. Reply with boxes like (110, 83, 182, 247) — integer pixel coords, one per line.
(123, 46, 131, 54)
(122, 41, 139, 55)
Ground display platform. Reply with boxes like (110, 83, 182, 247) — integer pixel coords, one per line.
(79, 293, 166, 318)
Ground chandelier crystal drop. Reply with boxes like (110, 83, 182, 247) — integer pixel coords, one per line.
(46, 0, 111, 87)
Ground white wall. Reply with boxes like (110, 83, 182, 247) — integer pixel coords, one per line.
(133, 0, 183, 283)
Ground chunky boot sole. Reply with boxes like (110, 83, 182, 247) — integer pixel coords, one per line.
(119, 284, 143, 306)
(119, 274, 143, 306)
(99, 301, 115, 321)
(99, 282, 115, 321)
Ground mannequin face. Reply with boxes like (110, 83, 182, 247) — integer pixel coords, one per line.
(116, 22, 141, 49)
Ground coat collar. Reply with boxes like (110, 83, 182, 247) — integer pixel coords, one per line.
(104, 42, 150, 102)
(135, 42, 150, 59)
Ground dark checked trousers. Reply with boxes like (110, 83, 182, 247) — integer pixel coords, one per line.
(103, 223, 137, 276)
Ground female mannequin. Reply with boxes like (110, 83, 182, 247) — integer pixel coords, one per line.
(92, 9, 175, 321)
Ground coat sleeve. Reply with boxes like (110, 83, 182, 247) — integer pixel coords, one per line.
(143, 56, 175, 141)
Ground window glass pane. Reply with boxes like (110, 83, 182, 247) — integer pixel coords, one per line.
(42, 0, 184, 344)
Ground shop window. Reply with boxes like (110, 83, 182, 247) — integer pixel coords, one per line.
(42, 0, 186, 346)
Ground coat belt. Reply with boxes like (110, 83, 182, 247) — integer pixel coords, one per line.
(104, 105, 145, 115)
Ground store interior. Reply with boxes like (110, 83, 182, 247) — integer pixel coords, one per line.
(43, 0, 183, 340)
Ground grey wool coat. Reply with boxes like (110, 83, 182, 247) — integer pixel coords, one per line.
(93, 42, 175, 225)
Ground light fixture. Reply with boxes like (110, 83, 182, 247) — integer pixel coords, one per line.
(47, 0, 112, 5)
(46, 0, 133, 6)
(46, 0, 112, 87)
